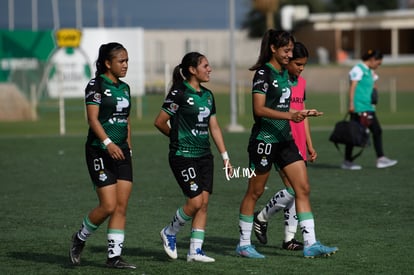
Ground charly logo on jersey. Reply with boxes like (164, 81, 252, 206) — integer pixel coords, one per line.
(187, 97, 194, 105)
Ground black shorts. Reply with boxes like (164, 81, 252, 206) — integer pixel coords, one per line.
(248, 139, 303, 173)
(85, 144, 133, 188)
(168, 154, 214, 198)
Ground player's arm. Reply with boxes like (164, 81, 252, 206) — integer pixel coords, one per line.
(209, 115, 233, 174)
(253, 93, 305, 122)
(86, 104, 124, 160)
(348, 80, 358, 113)
(154, 110, 171, 137)
(304, 116, 317, 162)
(127, 117, 132, 154)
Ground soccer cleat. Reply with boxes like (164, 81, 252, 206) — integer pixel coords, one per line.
(303, 241, 338, 258)
(106, 256, 136, 269)
(282, 238, 304, 251)
(69, 232, 85, 265)
(376, 156, 397, 169)
(160, 227, 178, 259)
(341, 161, 362, 170)
(253, 211, 268, 244)
(187, 248, 215, 262)
(236, 244, 265, 259)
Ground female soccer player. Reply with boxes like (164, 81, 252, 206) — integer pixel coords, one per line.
(236, 30, 338, 259)
(253, 42, 316, 251)
(154, 52, 232, 262)
(69, 42, 136, 269)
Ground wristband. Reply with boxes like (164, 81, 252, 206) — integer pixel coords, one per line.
(103, 138, 112, 146)
(221, 151, 229, 161)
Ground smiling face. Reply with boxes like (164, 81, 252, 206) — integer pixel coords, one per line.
(190, 56, 212, 83)
(105, 48, 129, 81)
(270, 41, 294, 70)
(286, 56, 308, 78)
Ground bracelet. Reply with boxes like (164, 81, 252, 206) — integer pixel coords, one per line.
(103, 138, 112, 146)
(221, 151, 229, 161)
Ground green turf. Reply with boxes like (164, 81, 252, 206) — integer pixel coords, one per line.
(0, 93, 413, 274)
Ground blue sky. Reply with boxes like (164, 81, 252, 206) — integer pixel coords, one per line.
(0, 0, 251, 30)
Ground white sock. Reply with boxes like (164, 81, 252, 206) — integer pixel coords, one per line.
(78, 216, 98, 241)
(166, 207, 192, 235)
(189, 228, 205, 254)
(298, 213, 316, 247)
(260, 189, 295, 221)
(107, 230, 124, 258)
(239, 214, 253, 247)
(284, 200, 298, 242)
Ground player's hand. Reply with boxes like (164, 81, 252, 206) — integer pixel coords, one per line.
(301, 109, 323, 117)
(107, 143, 125, 160)
(224, 159, 234, 178)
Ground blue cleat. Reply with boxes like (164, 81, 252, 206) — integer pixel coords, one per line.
(236, 244, 265, 259)
(303, 241, 338, 258)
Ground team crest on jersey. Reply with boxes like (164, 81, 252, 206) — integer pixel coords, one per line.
(260, 156, 268, 167)
(93, 93, 101, 103)
(99, 171, 107, 182)
(190, 181, 199, 192)
(169, 103, 179, 113)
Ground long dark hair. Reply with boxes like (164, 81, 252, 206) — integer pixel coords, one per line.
(291, 42, 309, 60)
(249, 29, 295, 71)
(170, 52, 205, 92)
(95, 42, 126, 77)
(361, 49, 383, 61)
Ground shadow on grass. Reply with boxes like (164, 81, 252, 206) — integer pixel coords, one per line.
(7, 251, 104, 269)
(309, 162, 341, 169)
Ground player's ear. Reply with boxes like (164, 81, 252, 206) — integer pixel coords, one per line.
(188, 66, 197, 75)
(105, 59, 111, 70)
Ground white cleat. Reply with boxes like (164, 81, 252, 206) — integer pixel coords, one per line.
(160, 227, 177, 259)
(187, 249, 215, 262)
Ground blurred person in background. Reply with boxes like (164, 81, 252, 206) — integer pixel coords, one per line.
(341, 49, 397, 170)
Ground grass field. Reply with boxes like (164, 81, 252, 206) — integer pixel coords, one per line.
(0, 92, 413, 274)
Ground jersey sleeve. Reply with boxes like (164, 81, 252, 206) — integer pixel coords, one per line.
(349, 65, 363, 81)
(85, 78, 101, 105)
(252, 68, 269, 94)
(161, 89, 182, 116)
